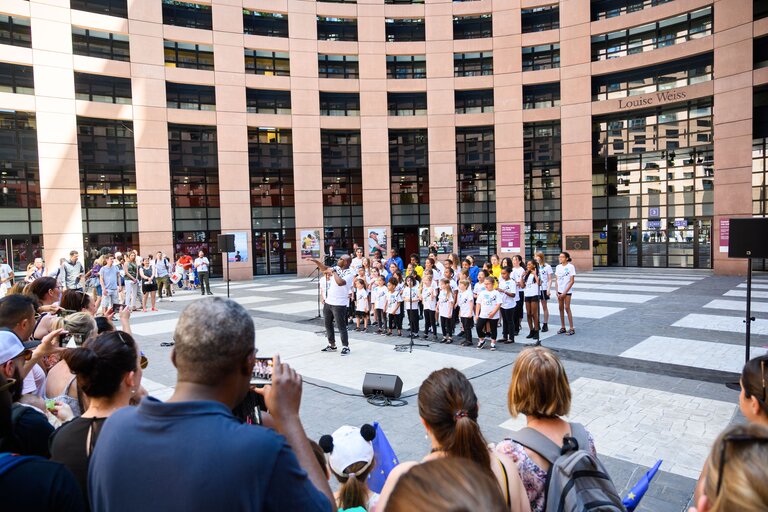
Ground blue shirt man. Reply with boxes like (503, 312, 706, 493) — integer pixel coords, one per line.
(385, 249, 404, 272)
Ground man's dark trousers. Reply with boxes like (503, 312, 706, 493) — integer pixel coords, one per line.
(324, 303, 349, 347)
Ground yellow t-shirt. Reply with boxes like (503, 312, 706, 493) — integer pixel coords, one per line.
(491, 264, 501, 280)
(414, 265, 424, 278)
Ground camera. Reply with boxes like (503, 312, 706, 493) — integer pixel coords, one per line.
(60, 333, 84, 348)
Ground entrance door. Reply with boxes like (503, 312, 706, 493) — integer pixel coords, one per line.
(694, 218, 712, 269)
(392, 226, 426, 264)
(607, 220, 640, 267)
(253, 230, 293, 275)
(1, 237, 36, 276)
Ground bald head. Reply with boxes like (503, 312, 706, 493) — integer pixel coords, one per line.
(339, 254, 351, 268)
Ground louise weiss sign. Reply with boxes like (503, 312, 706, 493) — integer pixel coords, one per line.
(618, 90, 687, 110)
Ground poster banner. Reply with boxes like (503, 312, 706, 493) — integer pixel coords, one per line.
(719, 218, 729, 253)
(367, 228, 387, 257)
(226, 231, 249, 263)
(300, 230, 321, 260)
(433, 226, 454, 255)
(500, 224, 521, 253)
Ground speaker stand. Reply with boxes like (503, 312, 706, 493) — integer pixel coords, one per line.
(726, 257, 756, 391)
(395, 291, 430, 353)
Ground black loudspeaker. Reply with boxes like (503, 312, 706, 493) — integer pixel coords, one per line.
(728, 218, 768, 259)
(363, 372, 403, 399)
(219, 234, 235, 253)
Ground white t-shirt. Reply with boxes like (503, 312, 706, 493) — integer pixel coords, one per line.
(372, 285, 387, 309)
(350, 257, 364, 272)
(0, 263, 13, 291)
(497, 277, 517, 309)
(511, 267, 524, 293)
(403, 286, 420, 310)
(325, 267, 355, 306)
(355, 288, 369, 312)
(555, 263, 576, 294)
(539, 263, 553, 291)
(421, 282, 437, 310)
(194, 257, 209, 272)
(476, 289, 502, 319)
(437, 289, 454, 318)
(447, 279, 458, 292)
(457, 289, 474, 317)
(523, 272, 540, 297)
(473, 282, 485, 297)
(386, 289, 402, 314)
(428, 267, 443, 282)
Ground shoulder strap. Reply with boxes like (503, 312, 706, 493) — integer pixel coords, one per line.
(512, 427, 563, 464)
(495, 456, 511, 509)
(569, 422, 590, 452)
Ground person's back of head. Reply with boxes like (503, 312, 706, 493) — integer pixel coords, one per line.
(173, 297, 254, 388)
(319, 424, 376, 510)
(24, 276, 57, 302)
(0, 294, 36, 331)
(740, 354, 768, 425)
(56, 312, 97, 344)
(697, 423, 768, 512)
(62, 331, 139, 399)
(384, 457, 507, 512)
(508, 346, 571, 419)
(417, 368, 492, 476)
(6, 282, 26, 296)
(60, 290, 91, 313)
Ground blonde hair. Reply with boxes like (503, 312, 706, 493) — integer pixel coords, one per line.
(702, 423, 768, 512)
(507, 347, 571, 418)
(535, 251, 546, 262)
(459, 279, 470, 288)
(53, 312, 98, 343)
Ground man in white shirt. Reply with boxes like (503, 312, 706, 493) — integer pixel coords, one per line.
(310, 255, 354, 356)
(194, 250, 212, 296)
(61, 251, 85, 291)
(0, 260, 14, 298)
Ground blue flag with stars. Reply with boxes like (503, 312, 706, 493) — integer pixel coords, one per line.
(366, 422, 399, 494)
(622, 459, 662, 512)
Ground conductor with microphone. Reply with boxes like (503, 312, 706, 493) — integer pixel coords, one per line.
(311, 255, 355, 356)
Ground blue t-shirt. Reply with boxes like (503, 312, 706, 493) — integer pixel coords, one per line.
(98, 265, 119, 292)
(88, 398, 331, 512)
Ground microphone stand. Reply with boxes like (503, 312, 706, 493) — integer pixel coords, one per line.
(309, 266, 321, 320)
(395, 283, 430, 353)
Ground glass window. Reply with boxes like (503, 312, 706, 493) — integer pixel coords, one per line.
(755, 36, 768, 69)
(456, 126, 495, 259)
(387, 55, 427, 79)
(166, 82, 215, 110)
(522, 45, 560, 71)
(385, 19, 425, 42)
(245, 50, 290, 76)
(75, 72, 131, 104)
(389, 129, 430, 227)
(521, 6, 559, 33)
(0, 111, 41, 228)
(454, 52, 493, 77)
(70, 0, 128, 18)
(386, 0, 424, 3)
(164, 41, 214, 70)
(246, 89, 291, 114)
(318, 54, 359, 79)
(388, 92, 427, 116)
(453, 14, 492, 39)
(591, 0, 673, 20)
(317, 17, 358, 41)
(523, 83, 560, 109)
(243, 11, 289, 37)
(162, 0, 212, 30)
(0, 15, 32, 48)
(591, 7, 713, 61)
(524, 122, 562, 260)
(320, 92, 360, 116)
(321, 130, 363, 253)
(0, 63, 34, 95)
(72, 27, 130, 61)
(455, 89, 493, 114)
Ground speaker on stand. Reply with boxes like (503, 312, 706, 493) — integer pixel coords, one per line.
(219, 234, 235, 298)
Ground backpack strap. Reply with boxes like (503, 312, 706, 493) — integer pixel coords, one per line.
(511, 427, 562, 464)
(569, 422, 590, 452)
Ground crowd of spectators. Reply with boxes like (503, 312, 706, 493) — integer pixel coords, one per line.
(0, 253, 766, 512)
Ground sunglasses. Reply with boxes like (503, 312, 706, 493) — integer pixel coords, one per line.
(116, 331, 148, 370)
(0, 378, 16, 393)
(716, 434, 768, 496)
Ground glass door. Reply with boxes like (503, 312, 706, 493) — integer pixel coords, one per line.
(253, 229, 294, 275)
(1, 237, 37, 276)
(694, 217, 712, 269)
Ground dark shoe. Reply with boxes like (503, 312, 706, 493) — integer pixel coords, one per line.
(513, 330, 520, 336)
(445, 338, 453, 344)
(321, 344, 338, 352)
(541, 323, 548, 333)
(526, 331, 535, 339)
(341, 347, 350, 355)
(457, 331, 465, 338)
(566, 329, 575, 336)
(460, 341, 472, 347)
(490, 342, 497, 351)
(422, 333, 429, 340)
(477, 338, 487, 349)
(441, 337, 448, 343)
(504, 338, 515, 344)
(557, 328, 567, 334)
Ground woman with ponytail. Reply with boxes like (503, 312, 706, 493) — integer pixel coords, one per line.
(378, 368, 530, 512)
(49, 330, 144, 509)
(318, 424, 379, 511)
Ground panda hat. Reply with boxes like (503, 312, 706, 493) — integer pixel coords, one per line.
(319, 424, 376, 478)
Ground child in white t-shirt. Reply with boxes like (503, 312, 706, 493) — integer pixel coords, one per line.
(523, 260, 541, 340)
(354, 278, 369, 332)
(372, 276, 387, 335)
(403, 275, 420, 336)
(420, 273, 438, 340)
(437, 278, 455, 344)
(497, 266, 517, 344)
(555, 251, 576, 336)
(475, 276, 502, 351)
(383, 278, 403, 337)
(535, 251, 553, 333)
(457, 279, 475, 347)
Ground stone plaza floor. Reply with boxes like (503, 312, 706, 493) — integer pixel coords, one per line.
(125, 268, 768, 512)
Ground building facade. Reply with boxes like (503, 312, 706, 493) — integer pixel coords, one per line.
(0, 0, 765, 278)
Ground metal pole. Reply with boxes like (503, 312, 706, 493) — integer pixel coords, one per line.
(745, 257, 752, 364)
(226, 255, 230, 299)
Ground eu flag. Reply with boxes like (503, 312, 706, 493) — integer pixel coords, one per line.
(366, 422, 399, 494)
(622, 459, 662, 512)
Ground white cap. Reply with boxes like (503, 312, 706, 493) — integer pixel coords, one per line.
(0, 330, 26, 365)
(322, 425, 375, 477)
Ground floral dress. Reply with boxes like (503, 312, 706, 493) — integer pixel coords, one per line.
(494, 432, 596, 512)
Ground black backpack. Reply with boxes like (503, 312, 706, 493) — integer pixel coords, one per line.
(513, 423, 626, 512)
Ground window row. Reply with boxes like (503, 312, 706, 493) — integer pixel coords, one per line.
(0, 63, 34, 95)
(0, 15, 31, 48)
(590, 0, 674, 21)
